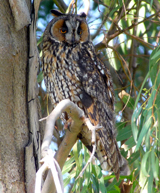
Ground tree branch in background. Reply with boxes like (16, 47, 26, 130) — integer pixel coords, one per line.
(53, 0, 68, 13)
(94, 11, 158, 52)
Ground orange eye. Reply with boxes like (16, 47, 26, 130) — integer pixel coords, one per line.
(60, 28, 67, 33)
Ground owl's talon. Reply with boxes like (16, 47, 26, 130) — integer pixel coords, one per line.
(64, 118, 72, 131)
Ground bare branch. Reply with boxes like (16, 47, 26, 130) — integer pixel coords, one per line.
(41, 99, 84, 158)
(94, 11, 159, 51)
(38, 99, 101, 193)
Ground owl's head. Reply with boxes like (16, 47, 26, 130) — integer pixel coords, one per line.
(44, 10, 90, 45)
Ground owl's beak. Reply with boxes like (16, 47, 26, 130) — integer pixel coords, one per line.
(71, 35, 75, 44)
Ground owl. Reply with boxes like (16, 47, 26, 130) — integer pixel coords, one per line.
(42, 9, 129, 180)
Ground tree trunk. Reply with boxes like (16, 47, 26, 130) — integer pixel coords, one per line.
(0, 0, 41, 192)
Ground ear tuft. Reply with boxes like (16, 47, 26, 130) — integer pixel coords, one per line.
(51, 9, 65, 17)
(79, 12, 87, 18)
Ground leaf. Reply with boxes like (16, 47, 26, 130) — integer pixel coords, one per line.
(135, 117, 152, 151)
(63, 175, 71, 187)
(134, 72, 150, 109)
(151, 148, 159, 181)
(62, 156, 75, 174)
(122, 95, 135, 109)
(73, 143, 80, 169)
(81, 184, 90, 193)
(37, 71, 43, 83)
(141, 151, 150, 177)
(150, 46, 160, 60)
(116, 122, 126, 130)
(128, 151, 140, 165)
(131, 106, 142, 142)
(118, 90, 135, 110)
(125, 137, 136, 150)
(116, 124, 132, 141)
(149, 46, 160, 84)
(91, 169, 99, 192)
(148, 168, 154, 193)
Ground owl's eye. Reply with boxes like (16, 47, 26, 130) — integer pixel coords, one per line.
(77, 27, 82, 35)
(60, 27, 68, 33)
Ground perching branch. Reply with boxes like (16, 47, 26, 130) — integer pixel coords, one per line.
(37, 99, 99, 193)
(40, 99, 84, 158)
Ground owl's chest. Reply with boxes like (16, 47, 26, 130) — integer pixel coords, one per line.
(46, 48, 82, 104)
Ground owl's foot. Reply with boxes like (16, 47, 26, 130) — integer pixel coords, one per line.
(84, 118, 102, 144)
(63, 118, 73, 131)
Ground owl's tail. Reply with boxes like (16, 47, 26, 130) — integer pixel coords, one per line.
(96, 135, 130, 180)
(79, 100, 130, 181)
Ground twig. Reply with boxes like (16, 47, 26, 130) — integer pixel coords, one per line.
(76, 119, 102, 180)
(94, 11, 159, 51)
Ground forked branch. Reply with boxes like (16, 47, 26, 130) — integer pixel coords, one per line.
(36, 99, 99, 193)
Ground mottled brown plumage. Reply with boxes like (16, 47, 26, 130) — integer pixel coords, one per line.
(42, 10, 129, 180)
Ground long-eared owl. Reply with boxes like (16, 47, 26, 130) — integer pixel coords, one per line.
(42, 9, 129, 180)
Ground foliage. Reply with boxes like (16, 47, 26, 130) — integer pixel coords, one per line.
(37, 0, 160, 192)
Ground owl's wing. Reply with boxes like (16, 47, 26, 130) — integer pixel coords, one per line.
(77, 51, 115, 135)
(76, 51, 129, 180)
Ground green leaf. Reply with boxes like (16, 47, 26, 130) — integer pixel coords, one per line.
(128, 151, 140, 165)
(81, 184, 90, 193)
(91, 171, 99, 192)
(63, 175, 71, 187)
(94, 164, 102, 179)
(151, 148, 159, 181)
(116, 122, 126, 130)
(125, 137, 136, 150)
(37, 71, 43, 83)
(73, 143, 80, 169)
(148, 168, 154, 193)
(141, 151, 150, 177)
(121, 95, 135, 110)
(135, 117, 152, 151)
(150, 46, 160, 60)
(131, 106, 142, 142)
(134, 72, 150, 109)
(116, 124, 132, 141)
(62, 156, 75, 174)
(149, 46, 160, 84)
(106, 178, 121, 191)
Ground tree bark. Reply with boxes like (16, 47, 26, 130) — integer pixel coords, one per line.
(0, 0, 41, 192)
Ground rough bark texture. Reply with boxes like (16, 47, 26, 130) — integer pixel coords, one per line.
(0, 0, 29, 192)
(0, 0, 41, 192)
